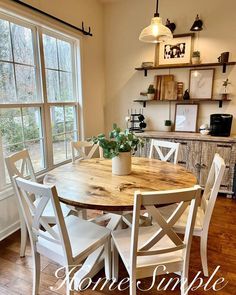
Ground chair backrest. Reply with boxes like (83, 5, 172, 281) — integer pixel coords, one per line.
(13, 176, 72, 263)
(5, 149, 37, 183)
(71, 141, 103, 163)
(149, 139, 180, 164)
(201, 153, 225, 229)
(130, 185, 201, 273)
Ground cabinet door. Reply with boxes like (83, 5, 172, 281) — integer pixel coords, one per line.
(174, 139, 202, 182)
(185, 141, 202, 182)
(199, 142, 232, 190)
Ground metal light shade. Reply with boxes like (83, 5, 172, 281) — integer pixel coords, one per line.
(139, 17, 173, 43)
(190, 15, 203, 31)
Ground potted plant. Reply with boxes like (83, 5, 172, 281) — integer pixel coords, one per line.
(147, 84, 156, 100)
(222, 78, 231, 100)
(164, 120, 172, 132)
(192, 51, 201, 64)
(90, 124, 144, 175)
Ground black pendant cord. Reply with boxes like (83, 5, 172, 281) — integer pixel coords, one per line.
(11, 0, 93, 36)
(154, 0, 160, 17)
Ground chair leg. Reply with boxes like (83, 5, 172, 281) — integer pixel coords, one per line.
(20, 214, 27, 257)
(130, 275, 136, 295)
(112, 241, 119, 281)
(181, 270, 188, 295)
(32, 251, 40, 295)
(66, 265, 76, 295)
(81, 209, 87, 220)
(200, 234, 209, 277)
(104, 238, 111, 280)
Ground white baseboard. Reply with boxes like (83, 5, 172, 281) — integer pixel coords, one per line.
(0, 220, 20, 241)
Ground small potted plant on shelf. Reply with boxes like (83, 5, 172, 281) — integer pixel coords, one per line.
(221, 78, 231, 100)
(164, 120, 172, 132)
(192, 51, 201, 64)
(147, 84, 156, 100)
(89, 124, 144, 175)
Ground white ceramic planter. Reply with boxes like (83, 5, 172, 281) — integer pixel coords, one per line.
(163, 125, 172, 132)
(147, 93, 155, 100)
(112, 152, 131, 175)
(192, 57, 201, 64)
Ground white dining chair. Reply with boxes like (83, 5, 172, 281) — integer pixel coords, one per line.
(159, 153, 226, 277)
(149, 139, 180, 164)
(71, 141, 103, 163)
(5, 149, 70, 257)
(13, 176, 111, 295)
(112, 185, 201, 295)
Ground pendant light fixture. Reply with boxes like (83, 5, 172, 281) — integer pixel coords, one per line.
(190, 14, 203, 31)
(139, 0, 173, 43)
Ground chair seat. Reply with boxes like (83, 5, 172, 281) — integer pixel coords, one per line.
(112, 225, 183, 274)
(158, 204, 204, 234)
(34, 198, 70, 221)
(37, 215, 110, 264)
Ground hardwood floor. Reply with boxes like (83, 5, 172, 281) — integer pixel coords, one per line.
(0, 197, 235, 295)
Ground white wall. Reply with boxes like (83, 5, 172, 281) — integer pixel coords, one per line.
(0, 0, 105, 240)
(104, 0, 236, 132)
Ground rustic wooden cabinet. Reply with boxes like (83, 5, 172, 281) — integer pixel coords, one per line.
(136, 131, 236, 197)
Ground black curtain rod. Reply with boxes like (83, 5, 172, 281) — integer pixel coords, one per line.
(11, 0, 93, 36)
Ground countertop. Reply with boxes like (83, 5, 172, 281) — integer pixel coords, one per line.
(136, 131, 236, 143)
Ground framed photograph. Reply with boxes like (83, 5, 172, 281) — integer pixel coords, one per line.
(157, 33, 194, 66)
(174, 104, 199, 132)
(189, 68, 215, 100)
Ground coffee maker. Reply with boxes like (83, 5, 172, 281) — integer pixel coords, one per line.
(210, 114, 233, 137)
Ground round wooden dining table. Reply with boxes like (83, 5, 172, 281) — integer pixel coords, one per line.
(44, 157, 197, 211)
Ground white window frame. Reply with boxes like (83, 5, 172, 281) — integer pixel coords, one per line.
(0, 10, 83, 192)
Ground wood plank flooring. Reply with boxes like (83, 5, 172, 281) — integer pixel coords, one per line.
(0, 197, 235, 295)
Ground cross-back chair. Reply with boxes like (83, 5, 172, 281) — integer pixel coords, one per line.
(71, 141, 103, 163)
(13, 177, 111, 295)
(149, 139, 180, 164)
(5, 149, 70, 257)
(159, 153, 225, 276)
(112, 185, 202, 295)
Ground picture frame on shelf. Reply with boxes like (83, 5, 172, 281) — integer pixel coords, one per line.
(174, 103, 199, 132)
(189, 68, 215, 100)
(156, 33, 194, 66)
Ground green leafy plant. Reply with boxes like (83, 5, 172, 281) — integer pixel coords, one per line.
(192, 51, 200, 58)
(164, 120, 172, 127)
(89, 124, 144, 159)
(147, 84, 155, 94)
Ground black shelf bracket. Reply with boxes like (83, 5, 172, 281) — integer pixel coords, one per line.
(12, 0, 93, 36)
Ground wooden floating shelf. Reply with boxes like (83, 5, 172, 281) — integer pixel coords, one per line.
(135, 62, 236, 76)
(133, 99, 232, 108)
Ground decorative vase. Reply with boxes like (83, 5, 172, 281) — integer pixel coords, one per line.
(112, 152, 131, 175)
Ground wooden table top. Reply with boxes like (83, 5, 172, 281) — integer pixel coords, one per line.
(44, 157, 197, 211)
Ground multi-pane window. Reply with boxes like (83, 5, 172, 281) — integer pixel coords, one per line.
(0, 13, 81, 189)
(42, 32, 78, 164)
